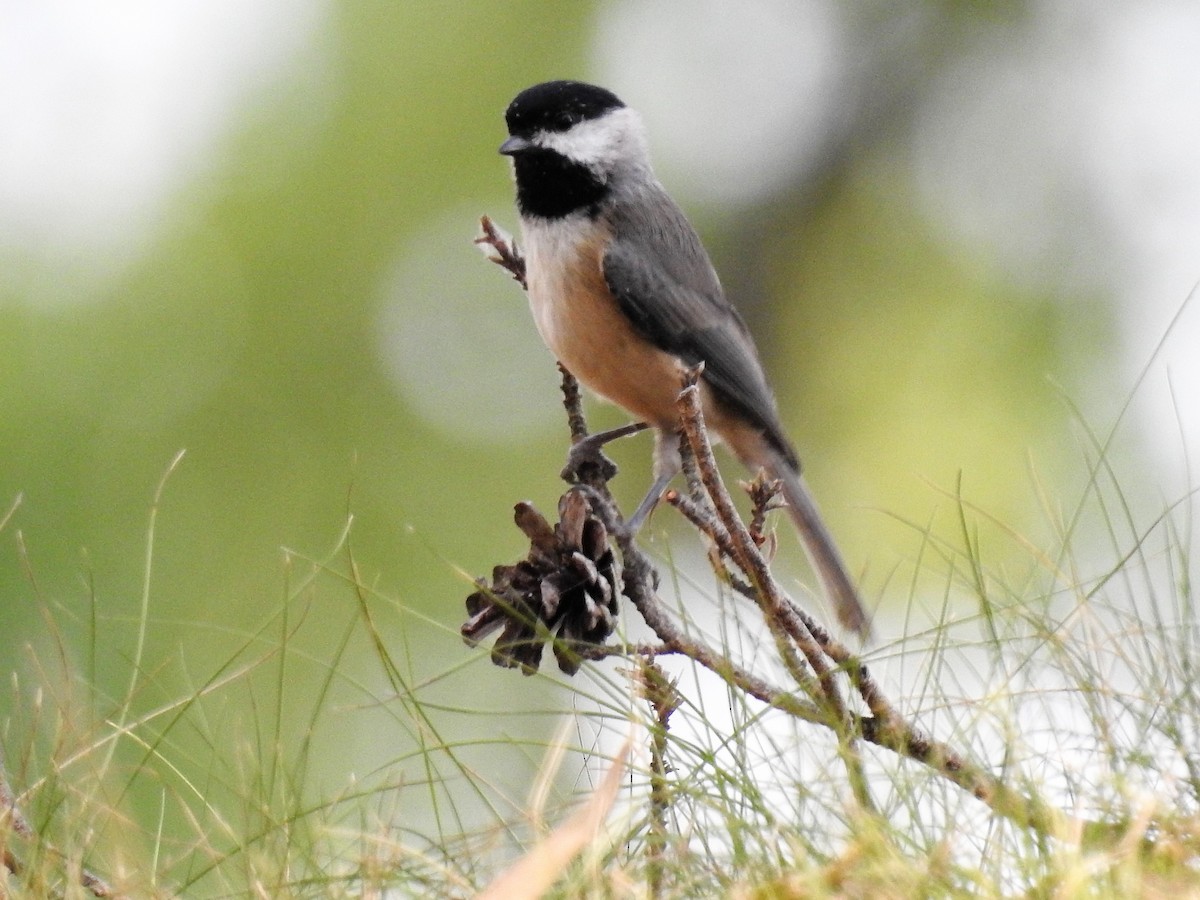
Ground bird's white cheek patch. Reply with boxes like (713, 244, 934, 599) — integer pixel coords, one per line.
(536, 107, 645, 172)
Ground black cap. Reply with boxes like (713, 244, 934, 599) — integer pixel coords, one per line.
(504, 81, 625, 138)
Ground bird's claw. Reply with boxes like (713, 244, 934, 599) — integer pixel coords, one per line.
(561, 433, 620, 484)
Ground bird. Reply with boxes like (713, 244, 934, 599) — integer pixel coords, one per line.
(497, 79, 869, 637)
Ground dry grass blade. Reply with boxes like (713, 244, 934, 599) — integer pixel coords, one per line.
(476, 739, 632, 900)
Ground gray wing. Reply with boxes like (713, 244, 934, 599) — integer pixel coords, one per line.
(602, 182, 798, 468)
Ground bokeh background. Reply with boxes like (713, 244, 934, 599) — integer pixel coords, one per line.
(2, 0, 1199, 865)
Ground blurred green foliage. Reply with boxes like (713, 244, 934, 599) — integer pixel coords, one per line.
(0, 0, 1111, 857)
(0, 2, 591, 665)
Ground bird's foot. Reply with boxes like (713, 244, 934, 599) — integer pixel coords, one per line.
(560, 422, 649, 484)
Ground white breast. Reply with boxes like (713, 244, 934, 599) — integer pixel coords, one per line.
(521, 216, 596, 352)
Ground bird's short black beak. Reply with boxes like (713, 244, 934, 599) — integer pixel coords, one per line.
(499, 135, 533, 156)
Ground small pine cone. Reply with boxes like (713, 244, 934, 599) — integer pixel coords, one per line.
(462, 486, 620, 675)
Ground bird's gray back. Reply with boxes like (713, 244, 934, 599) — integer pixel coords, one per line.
(601, 181, 799, 469)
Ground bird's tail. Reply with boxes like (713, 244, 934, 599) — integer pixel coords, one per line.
(765, 451, 870, 639)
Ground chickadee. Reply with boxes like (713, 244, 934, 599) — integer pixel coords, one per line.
(499, 80, 869, 637)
